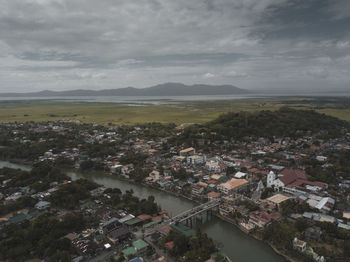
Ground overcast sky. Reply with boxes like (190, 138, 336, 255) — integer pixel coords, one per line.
(0, 0, 349, 92)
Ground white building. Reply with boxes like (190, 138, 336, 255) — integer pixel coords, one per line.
(205, 160, 221, 172)
(187, 154, 206, 165)
(234, 171, 247, 179)
(266, 171, 284, 188)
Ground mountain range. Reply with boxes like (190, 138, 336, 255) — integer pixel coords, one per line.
(0, 83, 248, 97)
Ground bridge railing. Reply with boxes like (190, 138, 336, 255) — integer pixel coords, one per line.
(144, 198, 221, 235)
(170, 198, 221, 223)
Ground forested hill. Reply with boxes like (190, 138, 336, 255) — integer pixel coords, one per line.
(182, 108, 350, 141)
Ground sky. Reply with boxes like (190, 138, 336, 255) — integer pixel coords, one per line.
(0, 0, 349, 93)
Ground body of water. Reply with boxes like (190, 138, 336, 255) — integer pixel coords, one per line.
(66, 171, 285, 262)
(0, 160, 32, 171)
(0, 92, 349, 104)
(0, 161, 285, 261)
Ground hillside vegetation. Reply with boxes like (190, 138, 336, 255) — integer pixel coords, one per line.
(180, 108, 350, 142)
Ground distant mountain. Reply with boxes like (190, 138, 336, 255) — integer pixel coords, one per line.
(0, 83, 248, 97)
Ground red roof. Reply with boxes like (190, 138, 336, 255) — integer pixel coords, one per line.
(249, 168, 269, 175)
(287, 179, 327, 189)
(218, 163, 227, 169)
(152, 216, 162, 221)
(137, 214, 152, 221)
(250, 211, 280, 222)
(207, 179, 218, 185)
(158, 225, 171, 235)
(165, 241, 174, 249)
(279, 169, 309, 186)
(280, 169, 308, 179)
(207, 192, 221, 198)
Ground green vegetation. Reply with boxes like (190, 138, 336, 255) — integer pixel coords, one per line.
(162, 228, 217, 262)
(172, 108, 350, 146)
(0, 162, 162, 261)
(0, 196, 37, 216)
(0, 101, 221, 125)
(121, 191, 160, 215)
(50, 179, 98, 209)
(302, 149, 350, 186)
(263, 218, 350, 262)
(0, 162, 69, 194)
(0, 97, 350, 125)
(205, 107, 349, 139)
(0, 213, 85, 261)
(279, 199, 313, 216)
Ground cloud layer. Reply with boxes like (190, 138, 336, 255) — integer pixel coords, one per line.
(0, 0, 349, 92)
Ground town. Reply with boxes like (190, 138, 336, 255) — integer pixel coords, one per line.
(1, 108, 350, 262)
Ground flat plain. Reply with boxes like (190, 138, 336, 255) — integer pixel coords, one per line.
(0, 97, 349, 125)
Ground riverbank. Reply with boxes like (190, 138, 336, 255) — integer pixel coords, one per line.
(0, 160, 286, 262)
(0, 158, 33, 166)
(107, 173, 292, 262)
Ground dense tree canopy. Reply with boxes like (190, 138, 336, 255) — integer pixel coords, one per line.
(173, 108, 350, 145)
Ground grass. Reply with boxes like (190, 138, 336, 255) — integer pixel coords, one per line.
(0, 97, 349, 125)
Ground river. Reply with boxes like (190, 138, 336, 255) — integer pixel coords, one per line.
(0, 160, 285, 262)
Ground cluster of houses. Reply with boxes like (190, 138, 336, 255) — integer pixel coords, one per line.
(0, 178, 173, 262)
(293, 237, 326, 262)
(1, 121, 350, 261)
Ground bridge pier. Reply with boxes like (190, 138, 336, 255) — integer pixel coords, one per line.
(185, 217, 193, 228)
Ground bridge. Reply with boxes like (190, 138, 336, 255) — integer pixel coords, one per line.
(145, 198, 221, 235)
(168, 198, 221, 224)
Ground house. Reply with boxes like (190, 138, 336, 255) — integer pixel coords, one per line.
(316, 156, 327, 162)
(132, 239, 149, 254)
(34, 200, 51, 210)
(122, 247, 137, 258)
(248, 211, 280, 228)
(179, 147, 195, 156)
(343, 212, 350, 221)
(108, 224, 130, 242)
(205, 160, 221, 172)
(137, 214, 152, 223)
(147, 170, 160, 182)
(192, 184, 204, 197)
(207, 191, 221, 201)
(293, 237, 306, 252)
(314, 197, 335, 213)
(187, 154, 206, 165)
(102, 218, 130, 242)
(234, 171, 247, 179)
(218, 178, 248, 195)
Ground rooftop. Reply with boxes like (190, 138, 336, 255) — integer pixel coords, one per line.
(220, 178, 248, 190)
(266, 194, 290, 204)
(132, 239, 149, 250)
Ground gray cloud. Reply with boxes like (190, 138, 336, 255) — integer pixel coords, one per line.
(0, 0, 349, 92)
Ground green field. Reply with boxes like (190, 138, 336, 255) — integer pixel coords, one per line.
(0, 97, 349, 125)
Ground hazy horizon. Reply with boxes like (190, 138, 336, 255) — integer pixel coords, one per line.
(0, 0, 349, 93)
